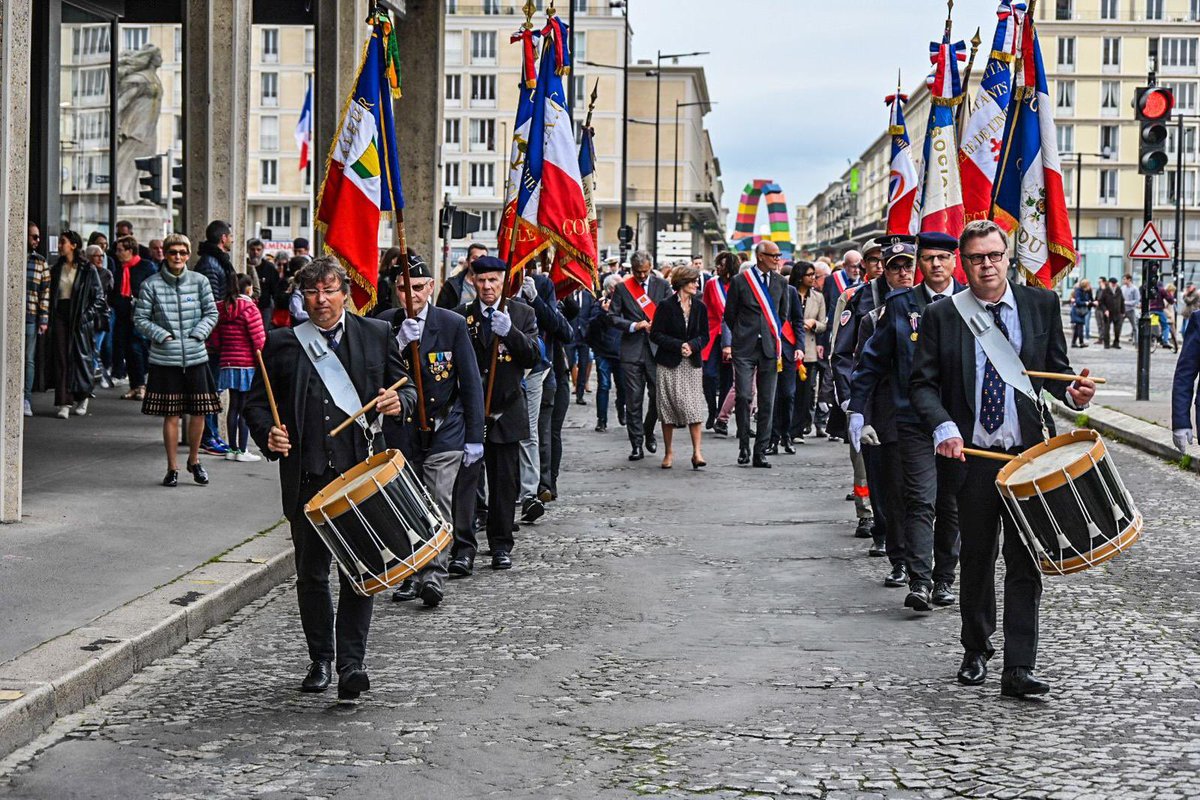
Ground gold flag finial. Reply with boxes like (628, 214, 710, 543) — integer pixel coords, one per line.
(971, 26, 982, 49)
(522, 0, 536, 28)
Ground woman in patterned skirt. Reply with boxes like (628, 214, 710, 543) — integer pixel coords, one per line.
(650, 266, 708, 470)
(133, 233, 221, 487)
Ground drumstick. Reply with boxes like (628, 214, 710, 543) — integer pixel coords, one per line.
(254, 350, 282, 430)
(329, 377, 410, 437)
(962, 447, 1017, 462)
(1023, 370, 1107, 385)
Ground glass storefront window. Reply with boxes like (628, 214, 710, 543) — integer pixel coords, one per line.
(59, 6, 112, 240)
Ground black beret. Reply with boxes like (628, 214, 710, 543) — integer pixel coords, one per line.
(470, 255, 507, 274)
(917, 231, 958, 253)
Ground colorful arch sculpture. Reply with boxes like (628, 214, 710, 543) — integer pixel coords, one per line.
(730, 179, 794, 257)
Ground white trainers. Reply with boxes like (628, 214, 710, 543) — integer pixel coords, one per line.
(235, 451, 262, 463)
(56, 406, 70, 419)
(225, 449, 239, 461)
(72, 398, 89, 416)
(22, 400, 31, 418)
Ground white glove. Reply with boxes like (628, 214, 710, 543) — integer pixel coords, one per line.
(861, 424, 880, 447)
(490, 309, 512, 336)
(840, 399, 850, 413)
(463, 442, 484, 467)
(396, 318, 421, 348)
(848, 412, 864, 452)
(521, 275, 538, 302)
(1173, 428, 1194, 455)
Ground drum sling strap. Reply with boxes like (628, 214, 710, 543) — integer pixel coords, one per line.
(951, 290, 1051, 443)
(294, 320, 382, 457)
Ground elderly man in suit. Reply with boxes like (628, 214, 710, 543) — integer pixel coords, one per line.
(379, 254, 484, 605)
(723, 240, 793, 467)
(910, 220, 1095, 699)
(245, 257, 417, 702)
(609, 249, 671, 461)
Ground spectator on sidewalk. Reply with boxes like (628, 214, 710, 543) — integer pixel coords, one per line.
(1183, 283, 1200, 336)
(135, 233, 221, 487)
(111, 236, 154, 401)
(195, 220, 238, 455)
(436, 242, 486, 310)
(1121, 274, 1141, 345)
(1098, 276, 1125, 349)
(47, 231, 105, 419)
(1070, 279, 1093, 348)
(213, 274, 266, 463)
(244, 237, 264, 301)
(148, 239, 165, 267)
(292, 237, 311, 262)
(1149, 280, 1175, 352)
(84, 244, 115, 388)
(24, 223, 50, 417)
(790, 260, 826, 442)
(1165, 283, 1180, 352)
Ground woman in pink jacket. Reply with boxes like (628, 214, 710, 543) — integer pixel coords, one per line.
(215, 274, 266, 462)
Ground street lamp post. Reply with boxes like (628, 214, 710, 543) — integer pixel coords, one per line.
(673, 100, 714, 223)
(609, 0, 631, 263)
(1072, 149, 1111, 264)
(651, 49, 708, 265)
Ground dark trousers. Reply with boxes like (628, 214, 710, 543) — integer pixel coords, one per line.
(733, 351, 778, 458)
(450, 458, 484, 558)
(943, 455, 1042, 668)
(876, 441, 907, 567)
(1103, 312, 1123, 347)
(771, 364, 797, 445)
(483, 440, 521, 554)
(861, 443, 888, 541)
(549, 366, 570, 493)
(702, 349, 733, 422)
(897, 423, 960, 587)
(291, 474, 373, 671)
(815, 356, 834, 409)
(538, 369, 556, 493)
(594, 355, 623, 426)
(52, 302, 87, 407)
(791, 361, 816, 437)
(621, 357, 657, 446)
(569, 344, 591, 398)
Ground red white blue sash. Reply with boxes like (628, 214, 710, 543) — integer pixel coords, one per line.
(743, 271, 782, 370)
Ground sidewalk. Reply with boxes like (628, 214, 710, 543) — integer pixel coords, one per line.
(0, 387, 293, 755)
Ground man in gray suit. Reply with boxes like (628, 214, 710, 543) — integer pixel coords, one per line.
(609, 249, 671, 461)
(724, 240, 792, 467)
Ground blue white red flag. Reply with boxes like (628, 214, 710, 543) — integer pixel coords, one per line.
(885, 85, 919, 236)
(295, 81, 313, 171)
(959, 1, 1024, 223)
(919, 33, 967, 261)
(990, 13, 1076, 287)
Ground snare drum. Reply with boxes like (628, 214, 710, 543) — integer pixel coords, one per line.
(303, 450, 452, 596)
(996, 429, 1142, 576)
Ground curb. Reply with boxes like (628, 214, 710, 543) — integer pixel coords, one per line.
(1049, 400, 1199, 473)
(0, 522, 294, 759)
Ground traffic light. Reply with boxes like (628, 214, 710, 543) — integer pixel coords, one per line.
(451, 209, 482, 239)
(134, 155, 163, 205)
(1135, 86, 1174, 176)
(170, 157, 184, 231)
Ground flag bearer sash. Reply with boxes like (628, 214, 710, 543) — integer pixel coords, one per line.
(624, 277, 657, 322)
(744, 271, 783, 373)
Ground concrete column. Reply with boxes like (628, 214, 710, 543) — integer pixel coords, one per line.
(183, 0, 252, 242)
(0, 0, 32, 522)
(392, 0, 444, 262)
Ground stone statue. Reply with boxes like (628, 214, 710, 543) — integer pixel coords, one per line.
(115, 45, 163, 206)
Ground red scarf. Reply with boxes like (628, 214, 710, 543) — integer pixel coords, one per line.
(120, 255, 141, 298)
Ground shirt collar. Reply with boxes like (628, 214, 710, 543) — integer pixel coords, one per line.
(416, 304, 429, 322)
(970, 281, 1015, 311)
(315, 310, 346, 334)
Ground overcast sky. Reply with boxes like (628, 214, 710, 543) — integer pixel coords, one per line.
(627, 0, 1005, 232)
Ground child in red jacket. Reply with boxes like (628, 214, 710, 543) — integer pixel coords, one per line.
(215, 275, 266, 461)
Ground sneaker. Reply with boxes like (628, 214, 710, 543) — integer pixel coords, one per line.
(236, 451, 261, 463)
(56, 405, 70, 419)
(72, 398, 89, 416)
(22, 400, 31, 418)
(201, 440, 230, 456)
(225, 449, 239, 461)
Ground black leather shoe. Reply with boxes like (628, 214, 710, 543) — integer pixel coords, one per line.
(713, 420, 728, 437)
(391, 579, 418, 602)
(300, 660, 332, 693)
(904, 584, 933, 611)
(162, 470, 179, 488)
(764, 442, 779, 456)
(419, 583, 443, 608)
(521, 497, 545, 524)
(737, 445, 751, 465)
(644, 436, 657, 454)
(782, 441, 796, 455)
(957, 652, 989, 686)
(867, 537, 886, 557)
(752, 456, 772, 468)
(629, 444, 645, 461)
(854, 517, 873, 539)
(595, 423, 607, 432)
(617, 408, 626, 426)
(491, 550, 512, 570)
(575, 396, 587, 405)
(884, 564, 908, 587)
(187, 461, 209, 485)
(448, 554, 474, 577)
(845, 492, 856, 502)
(337, 666, 370, 700)
(933, 582, 956, 606)
(1000, 667, 1050, 698)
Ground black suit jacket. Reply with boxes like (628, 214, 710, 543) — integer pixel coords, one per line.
(910, 282, 1073, 448)
(649, 294, 707, 369)
(244, 313, 417, 519)
(608, 274, 672, 363)
(723, 267, 791, 361)
(378, 306, 485, 457)
(455, 299, 539, 444)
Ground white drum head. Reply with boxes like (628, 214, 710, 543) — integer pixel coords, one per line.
(322, 461, 391, 504)
(1006, 439, 1095, 484)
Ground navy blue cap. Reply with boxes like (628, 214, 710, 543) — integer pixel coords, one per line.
(884, 241, 917, 267)
(470, 255, 507, 274)
(917, 231, 958, 253)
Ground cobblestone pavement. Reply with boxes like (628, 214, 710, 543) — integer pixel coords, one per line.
(2, 404, 1198, 799)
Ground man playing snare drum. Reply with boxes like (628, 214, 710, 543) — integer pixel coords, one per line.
(245, 257, 417, 701)
(910, 220, 1095, 699)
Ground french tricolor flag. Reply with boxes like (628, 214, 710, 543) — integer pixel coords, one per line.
(920, 32, 967, 279)
(884, 85, 919, 236)
(295, 81, 312, 171)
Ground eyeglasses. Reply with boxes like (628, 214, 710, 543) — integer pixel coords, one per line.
(863, 256, 883, 267)
(29, 234, 40, 240)
(166, 249, 189, 257)
(964, 251, 1007, 267)
(409, 282, 434, 292)
(763, 253, 783, 259)
(301, 288, 343, 299)
(885, 263, 916, 273)
(919, 253, 954, 263)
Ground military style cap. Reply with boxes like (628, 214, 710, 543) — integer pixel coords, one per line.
(917, 231, 958, 254)
(862, 238, 883, 255)
(405, 254, 433, 279)
(470, 255, 507, 274)
(884, 239, 917, 267)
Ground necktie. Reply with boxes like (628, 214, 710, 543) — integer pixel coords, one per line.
(482, 306, 494, 345)
(980, 303, 1010, 434)
(320, 323, 342, 352)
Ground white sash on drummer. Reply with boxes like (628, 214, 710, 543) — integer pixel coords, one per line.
(294, 320, 381, 442)
(951, 290, 1039, 405)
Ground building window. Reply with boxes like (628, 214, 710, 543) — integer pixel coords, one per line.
(1166, 124, 1198, 163)
(482, 0, 500, 12)
(476, 209, 498, 231)
(173, 28, 182, 62)
(305, 28, 314, 64)
(1056, 80, 1074, 114)
(1055, 0, 1072, 20)
(446, 31, 463, 65)
(262, 28, 279, 63)
(260, 115, 279, 151)
(266, 206, 291, 228)
(304, 161, 312, 188)
(300, 206, 309, 230)
(1097, 218, 1121, 238)
(573, 0, 588, 11)
(1102, 38, 1120, 71)
(1166, 81, 1198, 112)
(1099, 124, 1119, 159)
(73, 67, 108, 99)
(1099, 169, 1118, 205)
(261, 159, 278, 191)
(1062, 165, 1075, 204)
(1161, 37, 1199, 70)
(470, 31, 496, 64)
(74, 25, 110, 57)
(573, 75, 587, 108)
(1057, 123, 1074, 155)
(1100, 81, 1120, 116)
(1057, 36, 1075, 70)
(1193, 0, 1200, 21)
(1146, 0, 1163, 20)
(444, 162, 460, 191)
(575, 31, 587, 63)
(469, 118, 496, 152)
(121, 26, 148, 53)
(446, 74, 462, 103)
(1160, 171, 1197, 205)
(470, 74, 496, 105)
(261, 72, 278, 106)
(446, 0, 457, 12)
(1101, 0, 1118, 19)
(469, 162, 495, 194)
(444, 118, 461, 147)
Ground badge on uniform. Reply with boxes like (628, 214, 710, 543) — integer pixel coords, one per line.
(428, 351, 454, 381)
(498, 341, 512, 362)
(839, 310, 852, 327)
(909, 311, 920, 342)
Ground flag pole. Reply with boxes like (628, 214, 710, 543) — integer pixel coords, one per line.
(956, 28, 983, 146)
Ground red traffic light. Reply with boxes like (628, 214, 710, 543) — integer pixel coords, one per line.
(1136, 87, 1174, 121)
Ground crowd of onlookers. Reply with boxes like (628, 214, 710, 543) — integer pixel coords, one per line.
(1069, 273, 1200, 352)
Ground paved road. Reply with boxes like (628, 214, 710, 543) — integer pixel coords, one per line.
(2, 404, 1198, 799)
